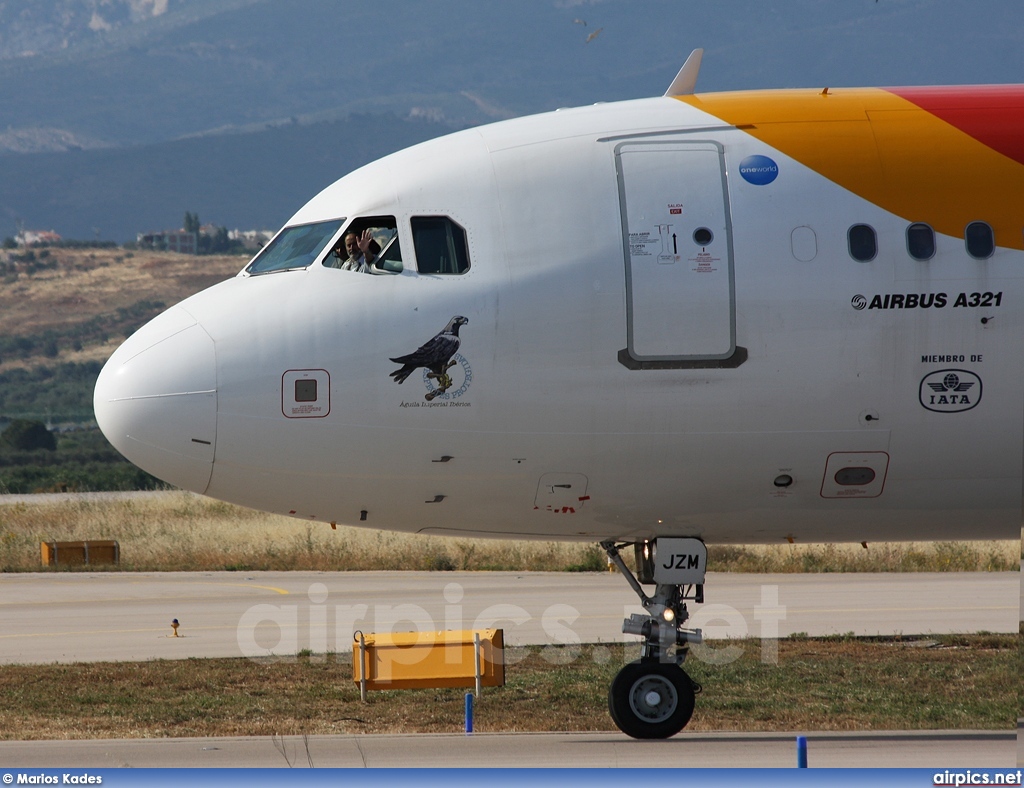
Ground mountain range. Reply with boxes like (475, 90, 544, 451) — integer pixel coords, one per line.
(1, 0, 1021, 241)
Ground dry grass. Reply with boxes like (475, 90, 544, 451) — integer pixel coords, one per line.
(708, 540, 1019, 573)
(0, 493, 607, 572)
(0, 636, 1015, 739)
(0, 492, 1018, 573)
(0, 248, 243, 371)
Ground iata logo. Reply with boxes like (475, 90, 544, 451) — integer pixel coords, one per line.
(919, 370, 982, 413)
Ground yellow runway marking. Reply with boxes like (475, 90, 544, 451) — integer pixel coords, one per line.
(195, 582, 290, 595)
(0, 582, 290, 606)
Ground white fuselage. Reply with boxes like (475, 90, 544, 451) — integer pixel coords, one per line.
(94, 95, 1024, 544)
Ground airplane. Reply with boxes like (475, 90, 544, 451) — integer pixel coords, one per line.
(93, 50, 1024, 739)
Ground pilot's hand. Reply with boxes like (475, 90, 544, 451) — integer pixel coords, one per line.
(357, 229, 373, 254)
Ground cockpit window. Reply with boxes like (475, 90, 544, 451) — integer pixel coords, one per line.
(246, 219, 344, 275)
(375, 228, 404, 273)
(323, 216, 403, 274)
(411, 216, 470, 274)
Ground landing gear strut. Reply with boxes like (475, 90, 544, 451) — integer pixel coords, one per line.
(602, 538, 706, 739)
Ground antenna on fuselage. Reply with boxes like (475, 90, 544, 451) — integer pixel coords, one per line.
(664, 48, 704, 96)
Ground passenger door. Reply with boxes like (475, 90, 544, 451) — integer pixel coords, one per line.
(616, 140, 736, 364)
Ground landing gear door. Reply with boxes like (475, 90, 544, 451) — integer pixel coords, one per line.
(616, 141, 735, 362)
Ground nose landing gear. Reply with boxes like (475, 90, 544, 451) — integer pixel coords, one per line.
(601, 538, 707, 739)
(609, 659, 697, 739)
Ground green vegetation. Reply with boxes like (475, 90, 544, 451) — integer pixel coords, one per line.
(0, 362, 161, 493)
(179, 211, 247, 255)
(0, 363, 102, 422)
(2, 419, 56, 451)
(0, 427, 161, 495)
(0, 245, 243, 494)
(0, 249, 60, 278)
(0, 636, 1014, 740)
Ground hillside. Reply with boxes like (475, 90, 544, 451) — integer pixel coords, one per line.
(3, 0, 1022, 150)
(0, 246, 242, 376)
(0, 113, 456, 243)
(0, 0, 650, 146)
(0, 246, 243, 492)
(2, 1, 1022, 243)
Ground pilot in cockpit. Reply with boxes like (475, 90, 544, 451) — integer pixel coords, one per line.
(328, 229, 380, 273)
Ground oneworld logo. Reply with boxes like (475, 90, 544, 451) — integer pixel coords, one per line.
(738, 154, 779, 185)
(920, 369, 982, 413)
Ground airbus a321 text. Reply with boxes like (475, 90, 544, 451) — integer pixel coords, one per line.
(95, 51, 1024, 738)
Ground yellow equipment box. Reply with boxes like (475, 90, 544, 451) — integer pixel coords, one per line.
(353, 629, 504, 691)
(41, 540, 120, 566)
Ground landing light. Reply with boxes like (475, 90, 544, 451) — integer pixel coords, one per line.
(662, 608, 676, 623)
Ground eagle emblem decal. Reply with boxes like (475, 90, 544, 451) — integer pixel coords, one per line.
(389, 316, 469, 401)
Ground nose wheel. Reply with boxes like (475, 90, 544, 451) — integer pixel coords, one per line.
(609, 659, 697, 739)
(602, 538, 707, 739)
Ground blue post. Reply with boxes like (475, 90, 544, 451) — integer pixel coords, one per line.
(465, 692, 474, 734)
(796, 735, 808, 768)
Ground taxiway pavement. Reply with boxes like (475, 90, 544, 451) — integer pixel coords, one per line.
(0, 570, 1018, 664)
(0, 730, 1014, 768)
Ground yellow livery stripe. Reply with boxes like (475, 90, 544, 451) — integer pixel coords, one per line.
(677, 88, 1024, 251)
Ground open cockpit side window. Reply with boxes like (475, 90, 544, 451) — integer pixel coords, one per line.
(246, 219, 344, 275)
(317, 214, 471, 276)
(323, 216, 403, 274)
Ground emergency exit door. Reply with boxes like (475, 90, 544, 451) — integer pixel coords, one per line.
(616, 141, 736, 363)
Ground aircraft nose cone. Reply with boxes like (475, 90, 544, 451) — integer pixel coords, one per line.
(93, 306, 217, 494)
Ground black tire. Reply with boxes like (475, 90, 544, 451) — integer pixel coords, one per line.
(608, 659, 696, 739)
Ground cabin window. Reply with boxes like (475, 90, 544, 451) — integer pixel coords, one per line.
(906, 223, 935, 261)
(323, 216, 403, 274)
(246, 219, 344, 274)
(847, 224, 877, 262)
(965, 222, 994, 259)
(411, 216, 470, 274)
